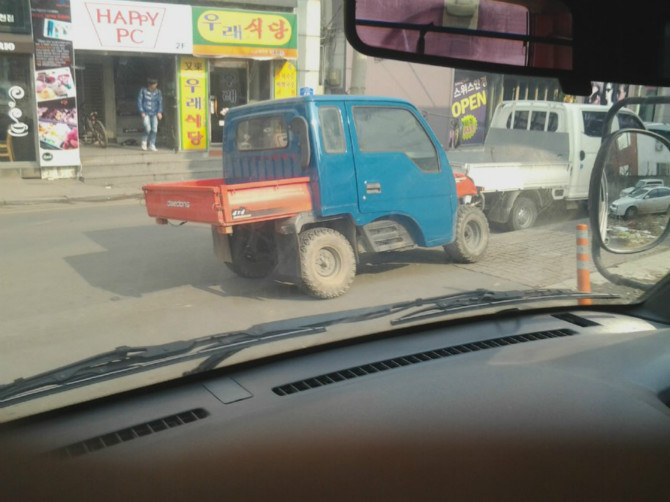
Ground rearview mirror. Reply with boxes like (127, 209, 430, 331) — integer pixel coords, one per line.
(344, 0, 670, 93)
(591, 130, 670, 254)
(346, 0, 576, 84)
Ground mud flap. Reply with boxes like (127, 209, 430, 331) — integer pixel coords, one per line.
(211, 226, 232, 263)
(274, 233, 301, 284)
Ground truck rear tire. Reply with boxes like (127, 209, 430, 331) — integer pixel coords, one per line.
(507, 196, 538, 231)
(226, 226, 276, 279)
(299, 227, 356, 299)
(444, 205, 489, 263)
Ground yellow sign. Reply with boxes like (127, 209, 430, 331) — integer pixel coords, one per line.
(274, 61, 297, 99)
(178, 56, 208, 151)
(192, 8, 298, 59)
(197, 10, 292, 46)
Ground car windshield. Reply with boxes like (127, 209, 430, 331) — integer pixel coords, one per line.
(1, 0, 670, 422)
(630, 188, 649, 198)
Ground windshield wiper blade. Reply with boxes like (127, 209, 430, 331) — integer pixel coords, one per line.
(0, 288, 618, 406)
(0, 327, 324, 407)
(390, 289, 619, 326)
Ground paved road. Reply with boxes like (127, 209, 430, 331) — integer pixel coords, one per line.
(0, 199, 630, 384)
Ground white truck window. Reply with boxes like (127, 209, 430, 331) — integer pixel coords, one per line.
(530, 111, 547, 130)
(513, 110, 529, 129)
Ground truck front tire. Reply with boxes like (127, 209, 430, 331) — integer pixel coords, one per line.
(299, 227, 356, 299)
(445, 205, 489, 263)
(507, 196, 538, 231)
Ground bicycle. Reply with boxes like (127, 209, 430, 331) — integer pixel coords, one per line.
(80, 111, 108, 148)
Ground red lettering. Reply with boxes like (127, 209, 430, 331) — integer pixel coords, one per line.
(128, 11, 142, 25)
(116, 28, 130, 42)
(116, 28, 144, 44)
(113, 11, 128, 24)
(131, 29, 143, 43)
(146, 12, 160, 26)
(96, 9, 112, 23)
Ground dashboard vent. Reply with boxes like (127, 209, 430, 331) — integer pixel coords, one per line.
(551, 312, 600, 327)
(273, 329, 577, 396)
(52, 408, 209, 459)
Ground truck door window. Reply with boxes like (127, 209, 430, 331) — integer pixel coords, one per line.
(513, 110, 529, 129)
(318, 107, 346, 153)
(617, 113, 644, 130)
(530, 111, 547, 131)
(353, 106, 439, 172)
(582, 111, 605, 137)
(236, 116, 288, 151)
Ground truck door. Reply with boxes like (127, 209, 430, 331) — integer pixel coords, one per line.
(345, 104, 455, 246)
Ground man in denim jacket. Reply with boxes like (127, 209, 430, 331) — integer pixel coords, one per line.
(137, 78, 163, 151)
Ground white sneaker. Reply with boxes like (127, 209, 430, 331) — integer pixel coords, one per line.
(141, 141, 147, 151)
(149, 144, 157, 151)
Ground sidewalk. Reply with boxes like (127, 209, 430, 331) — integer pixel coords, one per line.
(0, 177, 143, 206)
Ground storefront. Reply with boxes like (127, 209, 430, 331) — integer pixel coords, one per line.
(0, 0, 38, 175)
(71, 0, 191, 149)
(70, 0, 298, 152)
(191, 6, 298, 145)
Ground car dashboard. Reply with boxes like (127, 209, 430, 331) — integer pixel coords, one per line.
(3, 308, 670, 499)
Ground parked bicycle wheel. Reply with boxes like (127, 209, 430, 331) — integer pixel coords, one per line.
(92, 121, 108, 148)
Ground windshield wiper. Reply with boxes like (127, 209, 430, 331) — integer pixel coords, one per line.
(388, 289, 618, 326)
(0, 326, 324, 407)
(0, 288, 617, 407)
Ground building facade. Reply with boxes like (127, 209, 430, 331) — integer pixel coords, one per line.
(1, 0, 320, 178)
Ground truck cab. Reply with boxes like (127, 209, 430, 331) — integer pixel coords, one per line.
(223, 96, 458, 244)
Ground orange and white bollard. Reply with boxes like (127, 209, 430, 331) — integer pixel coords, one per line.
(576, 224, 591, 305)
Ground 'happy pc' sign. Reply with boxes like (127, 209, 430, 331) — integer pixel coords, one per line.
(71, 0, 192, 53)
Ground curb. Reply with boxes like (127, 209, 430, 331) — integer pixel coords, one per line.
(0, 193, 143, 207)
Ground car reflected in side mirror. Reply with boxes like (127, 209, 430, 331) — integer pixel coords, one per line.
(591, 130, 670, 254)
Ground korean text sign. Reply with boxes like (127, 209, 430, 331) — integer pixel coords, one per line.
(274, 61, 297, 99)
(179, 56, 208, 151)
(192, 7, 297, 59)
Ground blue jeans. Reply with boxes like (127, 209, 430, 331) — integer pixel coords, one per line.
(142, 114, 158, 147)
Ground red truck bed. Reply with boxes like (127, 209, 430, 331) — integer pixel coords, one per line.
(143, 177, 312, 228)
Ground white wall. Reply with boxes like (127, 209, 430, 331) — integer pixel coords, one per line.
(297, 0, 322, 93)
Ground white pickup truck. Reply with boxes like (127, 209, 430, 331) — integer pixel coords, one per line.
(448, 101, 645, 230)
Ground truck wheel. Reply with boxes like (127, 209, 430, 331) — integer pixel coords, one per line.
(444, 205, 489, 263)
(227, 227, 276, 279)
(299, 227, 356, 299)
(507, 196, 538, 231)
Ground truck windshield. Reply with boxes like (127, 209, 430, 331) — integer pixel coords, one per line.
(1, 4, 669, 423)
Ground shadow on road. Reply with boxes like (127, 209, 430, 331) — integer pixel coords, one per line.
(64, 224, 315, 301)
